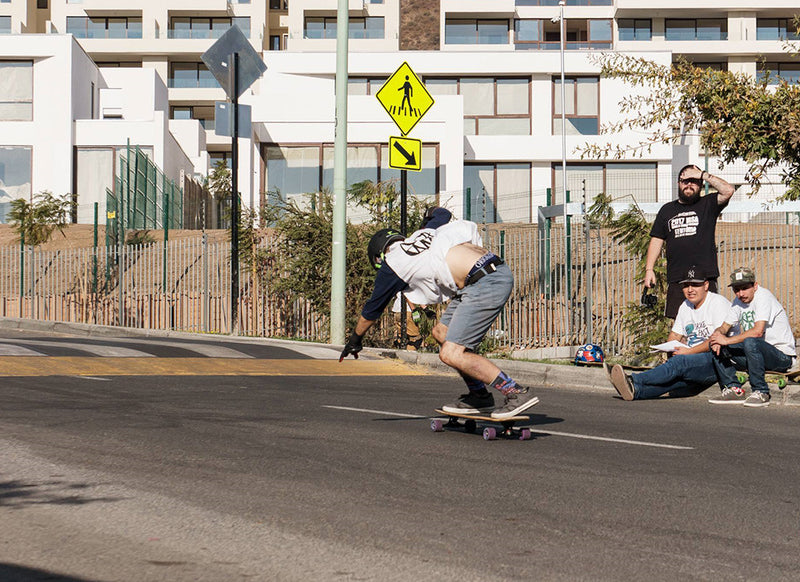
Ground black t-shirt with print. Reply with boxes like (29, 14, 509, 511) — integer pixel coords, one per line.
(650, 193, 725, 283)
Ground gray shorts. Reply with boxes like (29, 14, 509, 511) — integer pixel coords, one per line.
(439, 263, 513, 351)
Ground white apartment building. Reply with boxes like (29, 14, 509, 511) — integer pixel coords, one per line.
(0, 0, 798, 224)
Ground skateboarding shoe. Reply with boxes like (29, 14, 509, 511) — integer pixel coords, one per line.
(442, 391, 495, 414)
(743, 391, 771, 408)
(708, 387, 746, 404)
(491, 387, 539, 419)
(610, 364, 635, 401)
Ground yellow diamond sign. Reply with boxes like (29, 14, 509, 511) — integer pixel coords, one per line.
(376, 62, 434, 136)
(388, 136, 422, 172)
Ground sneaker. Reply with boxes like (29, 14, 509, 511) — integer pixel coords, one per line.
(442, 391, 495, 414)
(708, 387, 746, 404)
(610, 364, 635, 401)
(491, 387, 540, 419)
(743, 391, 771, 408)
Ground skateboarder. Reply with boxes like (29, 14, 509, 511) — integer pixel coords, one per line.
(338, 207, 539, 420)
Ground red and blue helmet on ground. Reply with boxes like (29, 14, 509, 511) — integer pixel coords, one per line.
(574, 343, 604, 364)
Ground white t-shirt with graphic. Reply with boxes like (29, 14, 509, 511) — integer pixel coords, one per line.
(725, 286, 797, 356)
(672, 291, 731, 347)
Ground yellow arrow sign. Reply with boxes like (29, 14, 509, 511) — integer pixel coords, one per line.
(375, 62, 434, 136)
(388, 136, 422, 172)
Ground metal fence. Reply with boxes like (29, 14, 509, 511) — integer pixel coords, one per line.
(1, 215, 797, 354)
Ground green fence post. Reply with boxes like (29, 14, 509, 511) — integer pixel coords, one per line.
(19, 229, 24, 318)
(464, 187, 471, 221)
(163, 186, 169, 293)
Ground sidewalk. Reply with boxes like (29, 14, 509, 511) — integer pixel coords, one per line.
(1, 316, 798, 406)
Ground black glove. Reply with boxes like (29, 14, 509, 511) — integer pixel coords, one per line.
(339, 332, 363, 362)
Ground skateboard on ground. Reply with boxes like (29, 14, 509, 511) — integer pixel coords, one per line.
(431, 409, 532, 441)
(736, 369, 800, 390)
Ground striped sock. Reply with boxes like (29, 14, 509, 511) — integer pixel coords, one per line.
(490, 371, 518, 395)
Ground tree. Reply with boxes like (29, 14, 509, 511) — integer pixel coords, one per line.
(206, 160, 231, 202)
(579, 52, 800, 201)
(587, 194, 670, 363)
(253, 180, 430, 338)
(8, 191, 72, 246)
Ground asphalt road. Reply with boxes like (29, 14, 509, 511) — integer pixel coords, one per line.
(1, 332, 799, 581)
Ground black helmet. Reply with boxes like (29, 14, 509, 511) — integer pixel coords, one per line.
(367, 228, 404, 270)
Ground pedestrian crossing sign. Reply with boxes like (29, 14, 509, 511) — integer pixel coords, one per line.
(375, 62, 434, 136)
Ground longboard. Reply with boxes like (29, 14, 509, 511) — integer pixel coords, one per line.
(736, 369, 800, 390)
(431, 409, 532, 441)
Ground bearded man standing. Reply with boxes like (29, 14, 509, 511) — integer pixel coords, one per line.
(643, 164, 735, 319)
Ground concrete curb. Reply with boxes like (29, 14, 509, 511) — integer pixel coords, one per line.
(1, 317, 798, 406)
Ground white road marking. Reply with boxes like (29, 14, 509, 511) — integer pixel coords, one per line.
(0, 344, 45, 356)
(5, 339, 153, 358)
(322, 405, 427, 419)
(323, 405, 694, 450)
(70, 376, 112, 381)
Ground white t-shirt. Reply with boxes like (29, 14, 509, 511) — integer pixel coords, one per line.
(672, 291, 731, 347)
(725, 286, 797, 356)
(384, 219, 482, 305)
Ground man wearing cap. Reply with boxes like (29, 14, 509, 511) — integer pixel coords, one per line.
(608, 266, 731, 400)
(708, 267, 798, 407)
(644, 164, 735, 319)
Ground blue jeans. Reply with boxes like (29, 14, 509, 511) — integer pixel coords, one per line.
(631, 352, 718, 400)
(712, 337, 793, 393)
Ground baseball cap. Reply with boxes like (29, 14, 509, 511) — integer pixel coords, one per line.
(729, 267, 756, 287)
(679, 265, 706, 284)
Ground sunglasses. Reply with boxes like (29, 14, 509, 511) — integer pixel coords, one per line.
(678, 178, 702, 186)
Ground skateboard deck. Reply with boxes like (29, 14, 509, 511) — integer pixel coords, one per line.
(431, 409, 532, 441)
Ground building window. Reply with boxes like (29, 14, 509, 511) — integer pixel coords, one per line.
(168, 17, 250, 39)
(756, 19, 800, 41)
(618, 19, 651, 41)
(66, 16, 143, 39)
(445, 19, 509, 45)
(304, 16, 383, 39)
(0, 61, 33, 121)
(269, 0, 287, 8)
(516, 0, 611, 5)
(0, 146, 33, 222)
(168, 63, 219, 89)
(758, 62, 800, 84)
(553, 76, 599, 136)
(0, 16, 10, 34)
(170, 105, 216, 130)
(269, 35, 281, 50)
(665, 19, 727, 41)
(263, 144, 438, 215)
(37, 0, 48, 9)
(464, 163, 532, 224)
(427, 77, 531, 136)
(347, 77, 387, 95)
(552, 163, 657, 206)
(514, 19, 612, 49)
(209, 151, 231, 169)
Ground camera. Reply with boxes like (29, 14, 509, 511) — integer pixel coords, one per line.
(640, 288, 657, 308)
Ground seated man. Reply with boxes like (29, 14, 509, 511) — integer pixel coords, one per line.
(608, 266, 730, 400)
(708, 267, 798, 407)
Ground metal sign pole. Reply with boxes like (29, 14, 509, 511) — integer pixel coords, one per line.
(400, 169, 408, 346)
(230, 52, 240, 335)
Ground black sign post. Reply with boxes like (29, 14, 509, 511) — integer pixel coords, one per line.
(202, 26, 266, 334)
